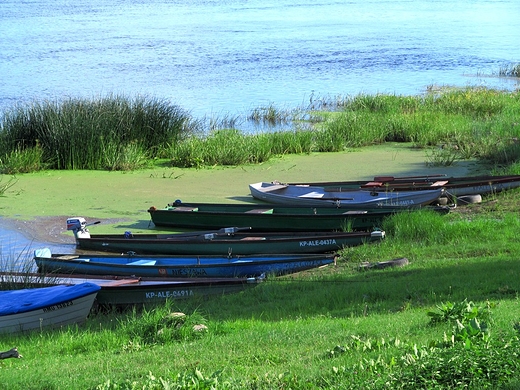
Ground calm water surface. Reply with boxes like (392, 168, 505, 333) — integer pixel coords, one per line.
(0, 220, 74, 271)
(1, 0, 519, 120)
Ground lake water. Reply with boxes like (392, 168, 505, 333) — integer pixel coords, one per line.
(1, 0, 518, 121)
(0, 220, 74, 271)
(0, 0, 519, 259)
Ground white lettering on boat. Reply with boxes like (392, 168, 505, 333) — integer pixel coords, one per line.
(145, 290, 194, 299)
(299, 239, 337, 247)
(42, 301, 73, 312)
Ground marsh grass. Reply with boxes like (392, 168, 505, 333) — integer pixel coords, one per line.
(499, 63, 520, 77)
(247, 103, 295, 125)
(0, 95, 197, 171)
(425, 145, 459, 166)
(0, 174, 18, 195)
(0, 243, 70, 290)
(2, 90, 520, 388)
(169, 87, 520, 166)
(1, 88, 519, 171)
(168, 128, 314, 167)
(0, 144, 45, 174)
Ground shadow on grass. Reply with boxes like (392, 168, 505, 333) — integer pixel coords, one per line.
(170, 255, 519, 321)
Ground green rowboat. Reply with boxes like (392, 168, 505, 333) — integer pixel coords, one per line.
(69, 217, 385, 255)
(147, 201, 449, 232)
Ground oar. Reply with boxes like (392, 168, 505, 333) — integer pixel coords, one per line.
(158, 227, 252, 240)
(85, 219, 250, 239)
(373, 174, 447, 182)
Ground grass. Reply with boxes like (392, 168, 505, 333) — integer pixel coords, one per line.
(1, 87, 519, 172)
(0, 174, 17, 195)
(1, 190, 520, 388)
(167, 87, 520, 166)
(498, 63, 520, 77)
(0, 95, 199, 172)
(1, 88, 520, 388)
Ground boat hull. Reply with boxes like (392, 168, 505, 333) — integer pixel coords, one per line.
(286, 174, 520, 197)
(76, 230, 384, 255)
(0, 283, 99, 334)
(95, 278, 260, 306)
(249, 182, 444, 208)
(147, 202, 448, 232)
(34, 250, 336, 278)
(1, 273, 262, 307)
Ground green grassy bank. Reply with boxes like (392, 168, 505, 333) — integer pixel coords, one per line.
(1, 199, 519, 389)
(1, 87, 520, 389)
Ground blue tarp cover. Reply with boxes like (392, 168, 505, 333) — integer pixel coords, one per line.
(0, 283, 100, 316)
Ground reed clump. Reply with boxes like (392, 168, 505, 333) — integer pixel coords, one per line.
(0, 95, 198, 172)
(169, 87, 520, 167)
(0, 175, 17, 195)
(315, 88, 520, 160)
(498, 63, 520, 77)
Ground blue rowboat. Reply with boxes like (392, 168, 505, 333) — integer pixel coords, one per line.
(34, 248, 336, 278)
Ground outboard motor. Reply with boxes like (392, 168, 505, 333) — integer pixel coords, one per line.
(66, 217, 92, 240)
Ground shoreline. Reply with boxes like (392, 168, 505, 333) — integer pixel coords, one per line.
(1, 145, 483, 245)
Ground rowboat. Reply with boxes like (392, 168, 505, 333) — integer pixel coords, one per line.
(147, 201, 449, 232)
(249, 181, 444, 208)
(67, 217, 385, 255)
(284, 174, 520, 197)
(92, 277, 261, 306)
(0, 283, 100, 334)
(34, 248, 336, 278)
(0, 272, 262, 307)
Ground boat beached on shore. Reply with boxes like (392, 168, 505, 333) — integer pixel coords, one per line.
(283, 174, 520, 197)
(0, 283, 100, 334)
(67, 217, 385, 255)
(34, 248, 337, 279)
(147, 201, 449, 232)
(249, 181, 445, 208)
(0, 272, 263, 307)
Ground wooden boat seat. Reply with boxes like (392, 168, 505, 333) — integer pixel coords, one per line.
(256, 184, 287, 193)
(298, 192, 324, 198)
(56, 255, 80, 260)
(101, 279, 141, 287)
(363, 181, 384, 187)
(127, 260, 157, 266)
(245, 209, 273, 214)
(239, 237, 266, 241)
(430, 180, 449, 187)
(169, 207, 198, 212)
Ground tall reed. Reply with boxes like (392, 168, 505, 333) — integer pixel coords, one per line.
(498, 63, 520, 77)
(0, 95, 197, 170)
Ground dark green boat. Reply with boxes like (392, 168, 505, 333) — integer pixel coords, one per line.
(68, 217, 385, 255)
(1, 271, 263, 307)
(147, 201, 449, 232)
